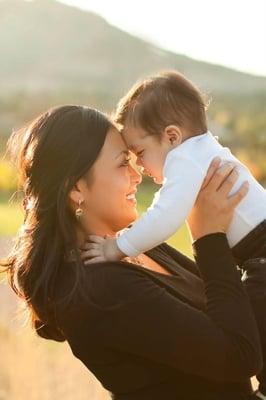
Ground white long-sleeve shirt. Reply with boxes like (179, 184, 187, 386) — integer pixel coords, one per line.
(117, 131, 266, 257)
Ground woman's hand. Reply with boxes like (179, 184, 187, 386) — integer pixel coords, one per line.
(187, 157, 249, 242)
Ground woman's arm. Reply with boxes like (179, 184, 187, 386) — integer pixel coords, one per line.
(86, 235, 262, 383)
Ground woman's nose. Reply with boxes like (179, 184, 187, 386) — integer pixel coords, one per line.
(129, 164, 142, 185)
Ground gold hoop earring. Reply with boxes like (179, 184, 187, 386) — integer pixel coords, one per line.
(75, 199, 84, 220)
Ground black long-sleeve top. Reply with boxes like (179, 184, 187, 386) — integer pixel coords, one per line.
(57, 233, 263, 400)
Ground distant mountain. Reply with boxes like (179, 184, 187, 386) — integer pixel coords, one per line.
(1, 0, 266, 104)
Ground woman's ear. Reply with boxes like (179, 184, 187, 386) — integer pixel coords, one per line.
(68, 180, 84, 206)
(162, 125, 183, 147)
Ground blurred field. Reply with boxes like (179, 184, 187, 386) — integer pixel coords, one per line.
(0, 318, 111, 400)
(0, 199, 23, 237)
(0, 185, 258, 399)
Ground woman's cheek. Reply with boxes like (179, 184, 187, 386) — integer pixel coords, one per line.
(113, 170, 128, 202)
(120, 171, 135, 207)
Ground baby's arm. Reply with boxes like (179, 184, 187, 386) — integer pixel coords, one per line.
(117, 155, 206, 257)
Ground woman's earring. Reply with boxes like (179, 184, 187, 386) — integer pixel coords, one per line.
(75, 199, 84, 220)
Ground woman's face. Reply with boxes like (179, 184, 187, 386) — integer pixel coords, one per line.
(74, 128, 142, 238)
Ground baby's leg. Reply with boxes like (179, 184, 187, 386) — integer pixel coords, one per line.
(232, 220, 266, 265)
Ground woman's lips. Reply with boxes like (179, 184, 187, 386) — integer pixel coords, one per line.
(126, 190, 137, 204)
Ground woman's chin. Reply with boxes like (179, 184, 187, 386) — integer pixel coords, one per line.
(114, 210, 138, 234)
(129, 208, 138, 222)
(125, 208, 138, 226)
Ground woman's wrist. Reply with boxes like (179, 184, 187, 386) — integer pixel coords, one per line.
(192, 232, 239, 281)
(190, 228, 225, 243)
(192, 232, 230, 257)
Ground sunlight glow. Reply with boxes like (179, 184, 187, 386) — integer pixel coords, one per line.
(58, 0, 266, 77)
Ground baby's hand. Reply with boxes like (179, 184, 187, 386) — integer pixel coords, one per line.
(81, 235, 125, 265)
(80, 235, 107, 264)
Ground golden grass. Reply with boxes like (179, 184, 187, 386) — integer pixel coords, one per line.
(0, 321, 111, 400)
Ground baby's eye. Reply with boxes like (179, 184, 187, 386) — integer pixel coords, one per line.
(136, 150, 144, 158)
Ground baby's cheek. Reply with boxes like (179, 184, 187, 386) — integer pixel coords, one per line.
(152, 161, 164, 179)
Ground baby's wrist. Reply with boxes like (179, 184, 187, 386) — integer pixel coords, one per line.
(113, 240, 125, 260)
(105, 239, 125, 261)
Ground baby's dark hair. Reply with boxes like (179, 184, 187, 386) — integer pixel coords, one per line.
(114, 70, 208, 138)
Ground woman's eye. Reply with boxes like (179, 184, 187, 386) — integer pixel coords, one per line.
(122, 157, 131, 166)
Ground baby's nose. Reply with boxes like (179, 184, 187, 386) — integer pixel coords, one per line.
(131, 167, 142, 184)
(136, 158, 143, 167)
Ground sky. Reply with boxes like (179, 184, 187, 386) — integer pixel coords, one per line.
(58, 0, 266, 77)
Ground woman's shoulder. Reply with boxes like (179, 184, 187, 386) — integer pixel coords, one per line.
(83, 243, 199, 309)
(79, 260, 161, 310)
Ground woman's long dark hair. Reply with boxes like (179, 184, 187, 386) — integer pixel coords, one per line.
(1, 105, 112, 341)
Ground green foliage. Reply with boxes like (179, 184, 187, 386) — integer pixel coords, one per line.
(209, 94, 266, 182)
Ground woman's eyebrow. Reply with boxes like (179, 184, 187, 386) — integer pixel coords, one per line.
(115, 150, 130, 159)
(127, 144, 137, 151)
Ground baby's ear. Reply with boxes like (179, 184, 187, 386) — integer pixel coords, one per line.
(163, 125, 183, 147)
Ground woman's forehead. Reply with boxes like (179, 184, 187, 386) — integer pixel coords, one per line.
(104, 128, 128, 155)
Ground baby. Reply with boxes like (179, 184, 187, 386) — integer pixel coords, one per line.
(86, 71, 266, 267)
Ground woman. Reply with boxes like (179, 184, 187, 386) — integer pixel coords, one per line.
(2, 105, 264, 399)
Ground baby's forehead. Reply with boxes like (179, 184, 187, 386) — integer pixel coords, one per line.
(122, 131, 147, 152)
(122, 125, 148, 143)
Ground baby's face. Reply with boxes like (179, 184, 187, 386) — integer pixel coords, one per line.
(122, 125, 169, 184)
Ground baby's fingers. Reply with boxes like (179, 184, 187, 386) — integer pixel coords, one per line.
(81, 242, 101, 251)
(87, 234, 105, 244)
(80, 249, 102, 260)
(84, 256, 105, 265)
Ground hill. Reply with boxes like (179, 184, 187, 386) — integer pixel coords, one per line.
(0, 0, 265, 183)
(1, 0, 266, 102)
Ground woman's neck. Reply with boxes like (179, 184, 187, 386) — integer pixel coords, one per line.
(75, 224, 117, 248)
